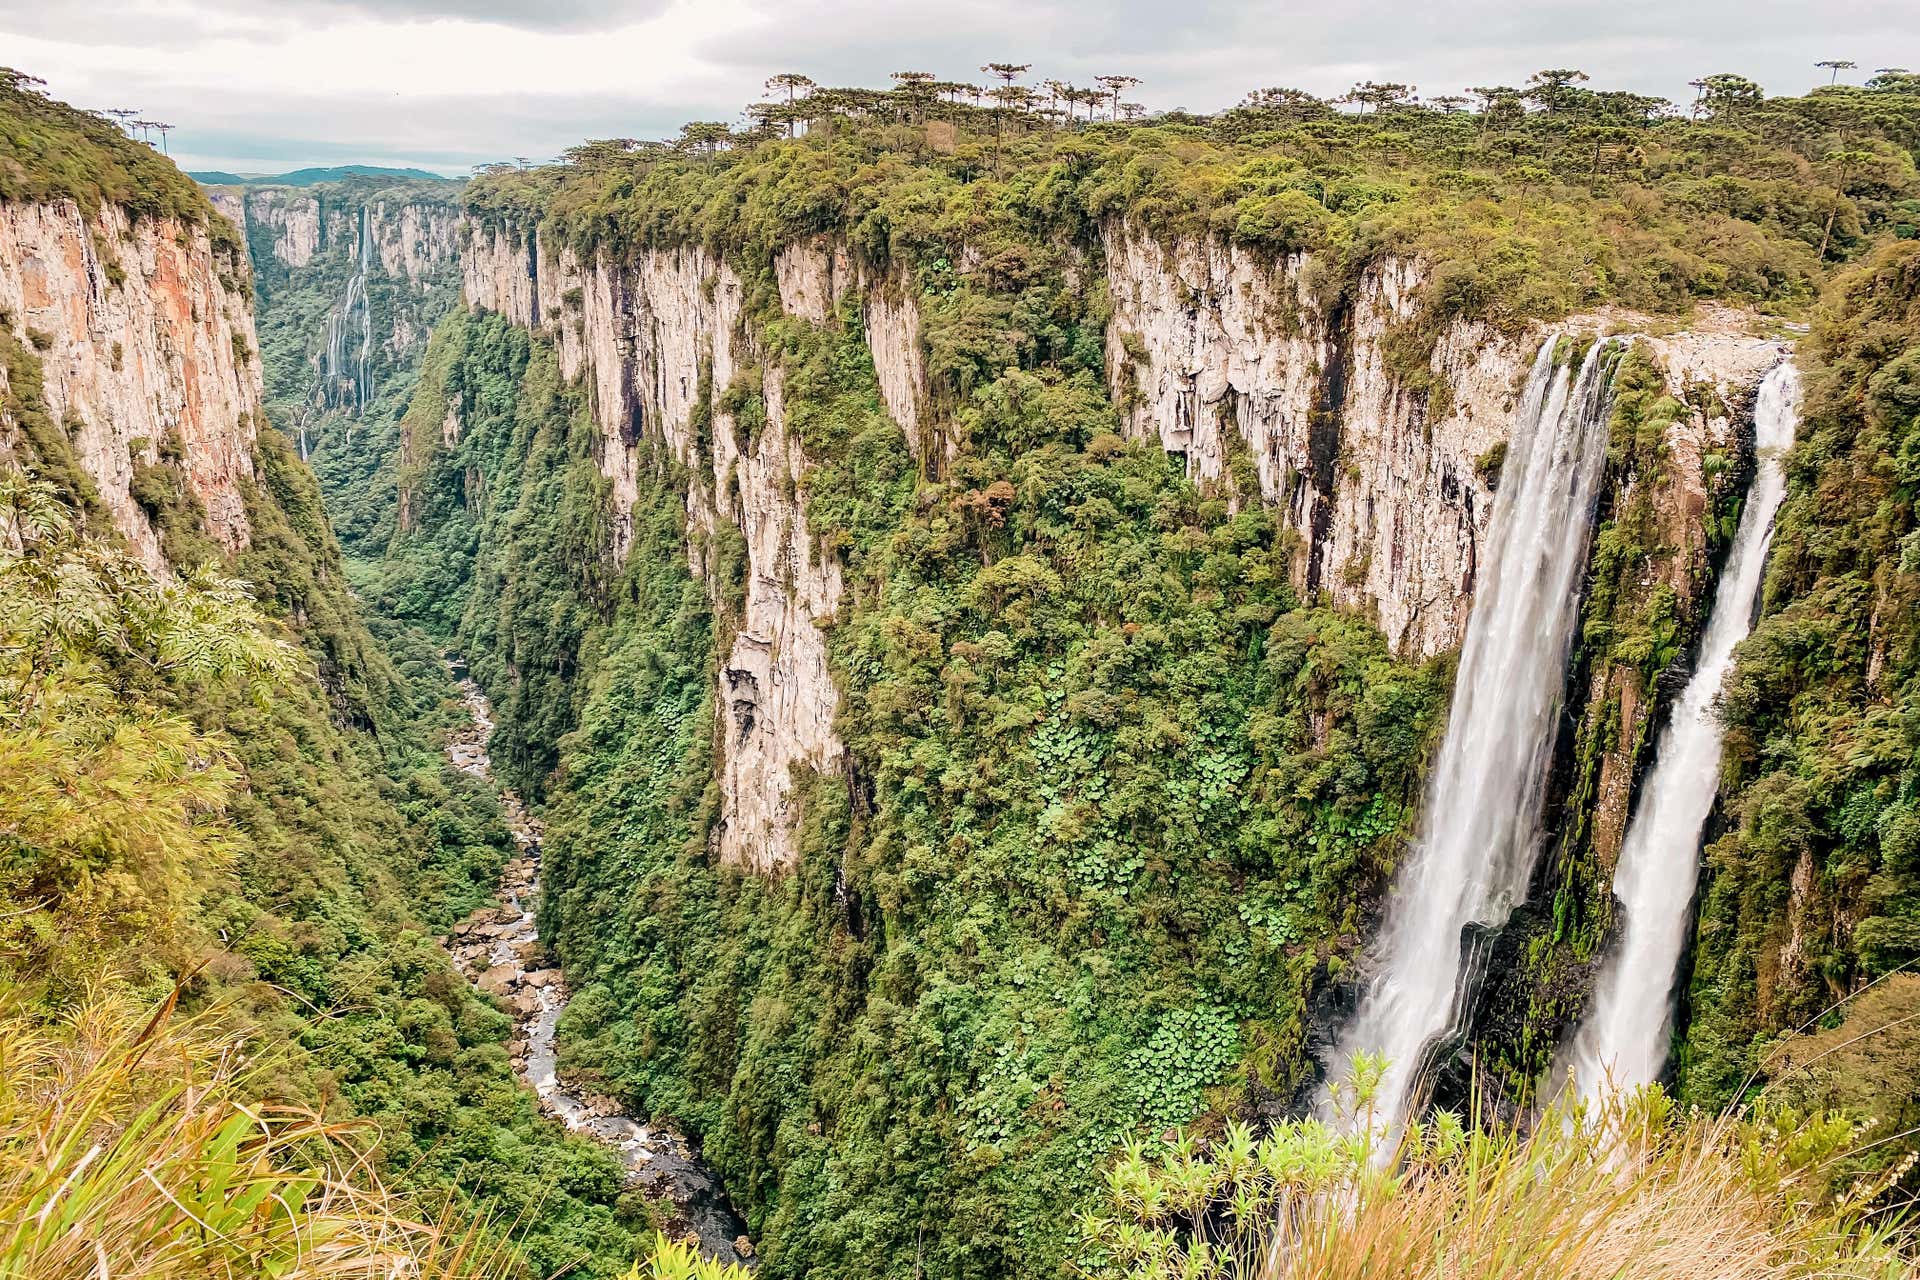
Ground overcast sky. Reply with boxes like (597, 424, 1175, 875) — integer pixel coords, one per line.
(2, 0, 1913, 175)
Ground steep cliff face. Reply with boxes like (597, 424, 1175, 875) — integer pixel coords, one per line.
(463, 220, 1785, 874)
(214, 187, 461, 284)
(244, 189, 323, 268)
(372, 201, 461, 283)
(463, 223, 849, 873)
(1103, 232, 1783, 659)
(1574, 319, 1787, 870)
(0, 198, 258, 570)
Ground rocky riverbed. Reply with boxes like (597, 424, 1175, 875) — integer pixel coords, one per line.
(441, 668, 755, 1267)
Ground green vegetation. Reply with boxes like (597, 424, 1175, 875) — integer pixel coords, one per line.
(1075, 1071, 1907, 1280)
(353, 65, 1920, 1279)
(236, 177, 465, 559)
(10, 54, 1920, 1280)
(383, 223, 1446, 1277)
(468, 68, 1920, 345)
(0, 991, 519, 1280)
(0, 327, 648, 1271)
(1470, 338, 1750, 1100)
(0, 67, 239, 254)
(1687, 241, 1920, 1124)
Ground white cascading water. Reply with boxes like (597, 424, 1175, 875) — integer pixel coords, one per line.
(1563, 360, 1800, 1099)
(1323, 337, 1621, 1142)
(319, 205, 373, 416)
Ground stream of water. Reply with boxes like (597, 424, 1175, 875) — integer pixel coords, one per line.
(1323, 338, 1622, 1143)
(441, 669, 754, 1266)
(1563, 361, 1800, 1098)
(320, 206, 373, 415)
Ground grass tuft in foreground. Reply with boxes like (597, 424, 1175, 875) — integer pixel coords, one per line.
(1074, 1064, 1911, 1280)
(0, 987, 519, 1280)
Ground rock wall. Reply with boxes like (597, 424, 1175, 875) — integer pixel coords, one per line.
(245, 189, 322, 268)
(463, 220, 1786, 869)
(464, 222, 852, 874)
(1574, 316, 1787, 873)
(370, 201, 460, 283)
(774, 235, 927, 452)
(1103, 232, 1783, 658)
(216, 187, 461, 282)
(0, 199, 259, 571)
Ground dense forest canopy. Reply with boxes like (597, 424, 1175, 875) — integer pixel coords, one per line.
(465, 65, 1920, 334)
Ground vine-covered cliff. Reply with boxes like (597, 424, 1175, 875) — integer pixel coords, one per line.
(354, 76, 1920, 1277)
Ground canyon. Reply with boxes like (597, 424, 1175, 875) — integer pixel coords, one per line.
(442, 670, 755, 1266)
(456, 216, 1784, 889)
(8, 67, 1916, 1280)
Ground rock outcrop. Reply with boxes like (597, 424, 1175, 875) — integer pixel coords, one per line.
(369, 200, 460, 283)
(464, 223, 850, 874)
(0, 199, 259, 570)
(245, 189, 323, 268)
(1102, 232, 1783, 658)
(215, 188, 460, 284)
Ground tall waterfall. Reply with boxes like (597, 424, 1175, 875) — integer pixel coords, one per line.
(1324, 337, 1621, 1141)
(1564, 360, 1800, 1098)
(319, 205, 374, 415)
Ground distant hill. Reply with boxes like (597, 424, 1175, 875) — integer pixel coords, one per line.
(191, 164, 456, 187)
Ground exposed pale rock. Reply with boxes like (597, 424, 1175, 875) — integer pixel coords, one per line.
(863, 277, 928, 454)
(712, 365, 845, 872)
(1636, 321, 1785, 592)
(207, 191, 245, 236)
(369, 200, 460, 283)
(462, 223, 542, 331)
(774, 236, 852, 322)
(476, 965, 517, 996)
(463, 222, 848, 874)
(0, 199, 258, 572)
(246, 190, 322, 267)
(466, 216, 1787, 869)
(777, 236, 927, 452)
(1103, 229, 1785, 658)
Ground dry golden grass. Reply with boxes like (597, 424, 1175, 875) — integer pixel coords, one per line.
(0, 986, 517, 1280)
(1279, 1103, 1907, 1280)
(1079, 1083, 1917, 1280)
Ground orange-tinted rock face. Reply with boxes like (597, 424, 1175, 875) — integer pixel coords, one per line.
(0, 199, 261, 571)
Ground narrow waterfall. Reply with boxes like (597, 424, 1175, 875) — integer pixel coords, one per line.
(1324, 337, 1621, 1142)
(1564, 361, 1800, 1098)
(355, 204, 373, 411)
(319, 205, 373, 416)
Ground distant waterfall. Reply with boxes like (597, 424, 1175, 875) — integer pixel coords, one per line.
(1324, 337, 1622, 1142)
(1564, 361, 1800, 1099)
(319, 205, 374, 416)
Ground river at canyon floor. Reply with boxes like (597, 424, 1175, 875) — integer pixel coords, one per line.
(440, 668, 755, 1267)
